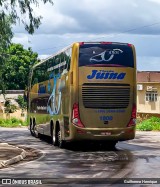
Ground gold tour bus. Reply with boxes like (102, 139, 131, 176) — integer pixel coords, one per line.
(27, 42, 136, 148)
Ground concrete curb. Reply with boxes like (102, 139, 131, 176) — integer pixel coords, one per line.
(0, 143, 27, 169)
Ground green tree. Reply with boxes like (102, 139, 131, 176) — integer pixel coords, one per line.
(17, 95, 27, 110)
(0, 15, 14, 92)
(0, 0, 53, 34)
(0, 0, 53, 93)
(3, 43, 39, 90)
(0, 0, 53, 60)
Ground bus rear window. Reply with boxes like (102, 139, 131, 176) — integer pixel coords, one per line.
(79, 43, 134, 68)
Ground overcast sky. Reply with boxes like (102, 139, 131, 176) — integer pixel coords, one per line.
(12, 0, 160, 71)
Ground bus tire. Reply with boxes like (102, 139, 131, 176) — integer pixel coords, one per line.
(52, 127, 58, 146)
(30, 119, 34, 136)
(33, 119, 39, 138)
(57, 127, 65, 148)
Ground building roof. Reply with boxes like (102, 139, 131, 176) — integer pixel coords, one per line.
(137, 71, 160, 83)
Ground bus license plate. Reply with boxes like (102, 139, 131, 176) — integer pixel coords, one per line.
(101, 132, 111, 135)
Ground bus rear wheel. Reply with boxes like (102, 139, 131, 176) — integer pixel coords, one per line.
(57, 128, 65, 148)
(30, 120, 34, 136)
(52, 128, 58, 146)
(33, 120, 39, 138)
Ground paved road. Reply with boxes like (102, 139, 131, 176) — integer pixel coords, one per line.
(0, 127, 160, 186)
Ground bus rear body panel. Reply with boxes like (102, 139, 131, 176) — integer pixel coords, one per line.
(69, 42, 136, 142)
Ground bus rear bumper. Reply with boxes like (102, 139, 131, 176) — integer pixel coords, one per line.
(66, 126, 136, 142)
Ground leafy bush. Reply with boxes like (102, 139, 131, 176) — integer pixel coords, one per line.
(4, 100, 17, 113)
(16, 95, 27, 110)
(0, 118, 27, 127)
(136, 116, 160, 131)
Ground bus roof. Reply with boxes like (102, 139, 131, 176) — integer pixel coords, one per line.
(32, 41, 133, 69)
(33, 43, 73, 69)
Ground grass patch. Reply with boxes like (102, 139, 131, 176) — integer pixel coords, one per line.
(136, 116, 160, 131)
(0, 117, 27, 127)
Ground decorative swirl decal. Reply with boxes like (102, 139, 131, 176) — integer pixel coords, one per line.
(47, 73, 61, 115)
(90, 49, 123, 63)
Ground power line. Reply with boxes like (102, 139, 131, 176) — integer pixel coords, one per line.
(124, 21, 160, 33)
(91, 21, 160, 41)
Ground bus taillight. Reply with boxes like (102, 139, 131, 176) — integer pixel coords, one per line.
(128, 43, 132, 47)
(79, 42, 84, 46)
(72, 103, 85, 128)
(127, 104, 136, 127)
